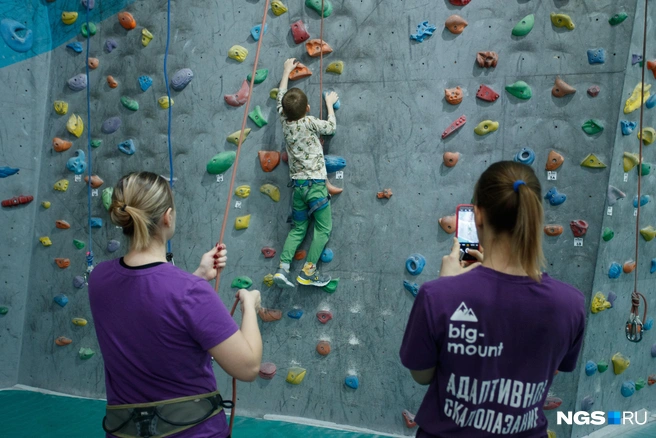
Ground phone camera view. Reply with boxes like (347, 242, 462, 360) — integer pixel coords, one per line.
(457, 209, 478, 244)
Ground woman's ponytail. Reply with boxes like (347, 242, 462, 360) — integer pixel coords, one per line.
(513, 183, 546, 281)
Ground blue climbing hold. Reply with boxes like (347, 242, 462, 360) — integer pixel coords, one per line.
(609, 262, 622, 279)
(513, 148, 535, 165)
(90, 217, 103, 228)
(587, 48, 606, 64)
(632, 54, 643, 65)
(633, 195, 650, 208)
(54, 294, 69, 307)
(105, 38, 117, 53)
(403, 280, 419, 298)
(585, 360, 597, 376)
(171, 68, 194, 92)
(321, 248, 333, 263)
(251, 23, 268, 41)
(651, 259, 656, 273)
(647, 94, 656, 110)
(410, 21, 437, 42)
(0, 167, 19, 178)
(607, 291, 617, 308)
(66, 150, 87, 175)
(287, 309, 304, 319)
(67, 42, 83, 53)
(621, 380, 635, 397)
(325, 155, 346, 173)
(581, 395, 595, 412)
(138, 75, 153, 92)
(644, 317, 654, 331)
(406, 254, 426, 276)
(0, 19, 34, 53)
(118, 139, 135, 155)
(323, 91, 340, 110)
(345, 375, 359, 389)
(544, 187, 567, 206)
(621, 121, 637, 135)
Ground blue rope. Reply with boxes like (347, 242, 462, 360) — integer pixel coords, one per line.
(164, 0, 174, 256)
(84, 1, 93, 271)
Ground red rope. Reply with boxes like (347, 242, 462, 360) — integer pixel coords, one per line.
(319, 0, 325, 120)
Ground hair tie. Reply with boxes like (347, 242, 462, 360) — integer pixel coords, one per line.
(513, 180, 526, 193)
(121, 205, 127, 212)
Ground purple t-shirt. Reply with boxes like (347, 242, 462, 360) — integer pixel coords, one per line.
(400, 266, 585, 438)
(88, 259, 239, 438)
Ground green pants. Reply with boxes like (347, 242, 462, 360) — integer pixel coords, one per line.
(280, 182, 332, 265)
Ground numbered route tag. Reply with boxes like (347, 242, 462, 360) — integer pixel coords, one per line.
(235, 201, 242, 209)
(574, 238, 583, 247)
(547, 171, 557, 181)
(607, 207, 613, 216)
(336, 171, 344, 180)
(91, 189, 98, 197)
(216, 175, 224, 183)
(74, 175, 82, 182)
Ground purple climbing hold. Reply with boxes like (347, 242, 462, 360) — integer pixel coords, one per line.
(73, 275, 85, 288)
(54, 294, 69, 307)
(607, 291, 617, 308)
(102, 116, 122, 134)
(105, 38, 117, 53)
(81, 0, 95, 9)
(138, 75, 153, 91)
(651, 343, 656, 357)
(0, 19, 34, 53)
(632, 54, 643, 65)
(581, 395, 594, 411)
(107, 240, 120, 253)
(66, 150, 87, 175)
(67, 42, 83, 53)
(171, 68, 194, 91)
(68, 74, 87, 91)
(118, 139, 136, 155)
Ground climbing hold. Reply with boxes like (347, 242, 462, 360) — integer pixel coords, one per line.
(607, 292, 617, 308)
(449, 0, 471, 4)
(621, 381, 635, 397)
(410, 21, 438, 43)
(294, 250, 306, 261)
(118, 12, 136, 30)
(105, 38, 117, 53)
(235, 215, 251, 230)
(247, 69, 268, 85)
(544, 225, 563, 237)
(653, 343, 656, 357)
(54, 293, 69, 307)
(107, 240, 120, 253)
(52, 138, 72, 153)
(250, 23, 268, 41)
(316, 340, 331, 356)
(225, 80, 250, 107)
(0, 307, 8, 315)
(227, 129, 251, 145)
(439, 215, 456, 234)
(570, 220, 588, 237)
(476, 51, 498, 68)
(608, 262, 622, 279)
(260, 184, 280, 202)
(639, 162, 652, 176)
(581, 396, 594, 411)
(585, 361, 597, 376)
(54, 179, 69, 192)
(633, 195, 650, 208)
(138, 75, 153, 92)
(90, 217, 103, 228)
(544, 187, 567, 206)
(635, 378, 646, 391)
(514, 148, 535, 166)
(644, 317, 654, 330)
(39, 236, 52, 247)
(476, 85, 499, 102)
(321, 248, 333, 263)
(441, 115, 466, 139)
(0, 19, 33, 53)
(325, 156, 346, 173)
(323, 278, 339, 293)
(406, 254, 426, 276)
(403, 280, 419, 298)
(289, 63, 312, 80)
(632, 54, 644, 66)
(0, 167, 19, 178)
(641, 226, 656, 242)
(72, 317, 87, 326)
(377, 189, 393, 199)
(102, 117, 122, 134)
(505, 81, 532, 100)
(55, 336, 72, 346)
(248, 106, 268, 128)
(625, 83, 651, 114)
(602, 227, 614, 242)
(268, 89, 279, 101)
(286, 367, 307, 384)
(650, 375, 656, 385)
(157, 96, 174, 109)
(117, 139, 136, 155)
(120, 96, 139, 111)
(80, 22, 97, 38)
(552, 77, 576, 97)
(317, 311, 332, 324)
(271, 1, 288, 15)
(263, 274, 274, 287)
(443, 152, 460, 167)
(102, 187, 113, 211)
(597, 361, 608, 373)
(140, 28, 153, 47)
(580, 154, 606, 169)
(61, 12, 78, 25)
(623, 260, 636, 273)
(512, 14, 534, 37)
(259, 363, 277, 380)
(445, 15, 467, 35)
(82, 0, 95, 10)
(621, 120, 637, 135)
(55, 258, 71, 269)
(545, 151, 564, 171)
(53, 101, 68, 115)
(1, 195, 33, 208)
(345, 375, 359, 390)
(587, 85, 600, 97)
(228, 45, 248, 62)
(587, 48, 606, 65)
(66, 114, 84, 138)
(258, 151, 280, 173)
(444, 87, 463, 105)
(591, 292, 611, 314)
(288, 309, 303, 319)
(171, 68, 194, 92)
(306, 0, 333, 17)
(66, 150, 87, 175)
(290, 20, 311, 45)
(55, 220, 70, 229)
(326, 61, 343, 75)
(206, 151, 237, 175)
(649, 60, 656, 78)
(326, 180, 343, 196)
(262, 247, 276, 258)
(79, 347, 95, 360)
(67, 42, 83, 53)
(543, 397, 562, 410)
(235, 186, 250, 198)
(474, 120, 499, 135)
(582, 120, 604, 135)
(258, 308, 282, 322)
(231, 276, 253, 289)
(91, 139, 102, 148)
(305, 39, 333, 58)
(107, 76, 118, 89)
(623, 152, 640, 172)
(550, 13, 575, 30)
(73, 239, 85, 249)
(610, 12, 628, 26)
(403, 410, 417, 428)
(68, 74, 87, 92)
(639, 127, 656, 145)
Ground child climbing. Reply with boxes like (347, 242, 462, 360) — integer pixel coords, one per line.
(273, 58, 339, 288)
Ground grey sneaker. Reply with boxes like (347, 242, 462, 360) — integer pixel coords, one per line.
(297, 269, 331, 287)
(273, 268, 295, 288)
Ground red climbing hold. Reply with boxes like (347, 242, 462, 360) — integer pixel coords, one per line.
(317, 310, 333, 324)
(281, 150, 288, 163)
(224, 80, 250, 107)
(449, 0, 471, 5)
(290, 20, 310, 44)
(261, 247, 276, 258)
(294, 249, 307, 260)
(543, 397, 562, 410)
(316, 340, 331, 356)
(441, 115, 467, 139)
(402, 410, 417, 428)
(258, 151, 281, 172)
(570, 220, 589, 237)
(476, 84, 500, 102)
(648, 60, 656, 79)
(1, 195, 33, 207)
(587, 85, 600, 97)
(259, 362, 277, 379)
(648, 374, 655, 386)
(377, 189, 393, 199)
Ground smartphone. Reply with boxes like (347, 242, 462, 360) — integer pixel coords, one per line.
(455, 204, 479, 262)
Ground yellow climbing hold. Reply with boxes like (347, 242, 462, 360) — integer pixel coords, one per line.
(54, 179, 69, 192)
(624, 83, 651, 114)
(474, 120, 499, 136)
(227, 129, 251, 145)
(228, 45, 248, 62)
(550, 13, 575, 30)
(611, 352, 630, 375)
(638, 127, 656, 145)
(39, 236, 52, 247)
(640, 226, 656, 241)
(141, 28, 154, 47)
(72, 318, 88, 326)
(270, 88, 279, 99)
(53, 101, 69, 115)
(590, 292, 611, 314)
(271, 0, 288, 16)
(580, 153, 606, 169)
(286, 367, 307, 385)
(547, 431, 556, 438)
(623, 152, 640, 172)
(235, 214, 251, 230)
(66, 114, 84, 138)
(263, 274, 274, 287)
(260, 184, 280, 202)
(158, 96, 174, 108)
(326, 61, 344, 74)
(41, 201, 51, 209)
(235, 185, 251, 198)
(61, 12, 78, 25)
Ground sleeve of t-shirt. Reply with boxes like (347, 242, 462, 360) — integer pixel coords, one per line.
(277, 87, 288, 122)
(307, 115, 336, 136)
(181, 279, 239, 351)
(399, 286, 439, 370)
(557, 299, 586, 372)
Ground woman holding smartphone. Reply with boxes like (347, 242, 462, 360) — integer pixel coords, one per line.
(400, 161, 585, 437)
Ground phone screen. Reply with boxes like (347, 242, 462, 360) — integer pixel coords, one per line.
(457, 205, 479, 261)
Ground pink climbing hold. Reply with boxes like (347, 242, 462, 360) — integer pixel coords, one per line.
(570, 220, 589, 237)
(224, 80, 250, 107)
(317, 310, 333, 324)
(402, 410, 417, 428)
(442, 115, 467, 139)
(476, 84, 500, 102)
(449, 0, 471, 5)
(259, 362, 277, 379)
(587, 85, 601, 97)
(543, 396, 562, 410)
(261, 247, 276, 258)
(281, 150, 288, 163)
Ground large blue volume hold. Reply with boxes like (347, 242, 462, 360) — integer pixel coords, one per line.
(406, 254, 426, 275)
(1, 19, 34, 53)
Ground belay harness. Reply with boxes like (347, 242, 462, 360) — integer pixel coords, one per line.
(287, 179, 331, 223)
(103, 390, 233, 438)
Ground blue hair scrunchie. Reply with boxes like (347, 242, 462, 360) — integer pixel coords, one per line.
(513, 180, 526, 193)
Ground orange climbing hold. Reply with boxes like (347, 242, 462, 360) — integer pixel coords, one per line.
(445, 15, 468, 34)
(648, 60, 656, 79)
(546, 150, 564, 171)
(55, 258, 71, 269)
(258, 151, 280, 172)
(623, 260, 636, 273)
(403, 410, 417, 428)
(439, 215, 456, 234)
(258, 308, 282, 322)
(552, 76, 576, 97)
(88, 57, 99, 69)
(377, 189, 393, 199)
(326, 179, 343, 195)
(107, 76, 118, 88)
(55, 336, 72, 346)
(648, 375, 655, 386)
(305, 39, 333, 57)
(55, 220, 70, 229)
(544, 225, 563, 236)
(289, 63, 312, 81)
(443, 152, 460, 167)
(84, 175, 104, 188)
(444, 86, 463, 105)
(53, 137, 72, 152)
(294, 249, 307, 260)
(118, 11, 136, 30)
(316, 340, 331, 356)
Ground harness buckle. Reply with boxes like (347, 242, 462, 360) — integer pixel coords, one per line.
(133, 407, 158, 437)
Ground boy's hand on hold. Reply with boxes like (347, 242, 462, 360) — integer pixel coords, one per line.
(439, 237, 481, 278)
(194, 243, 227, 281)
(283, 58, 298, 74)
(236, 289, 262, 313)
(324, 91, 339, 106)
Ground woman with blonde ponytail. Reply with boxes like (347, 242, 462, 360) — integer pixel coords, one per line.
(400, 162, 585, 438)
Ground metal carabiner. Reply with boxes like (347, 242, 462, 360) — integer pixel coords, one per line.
(625, 315, 643, 342)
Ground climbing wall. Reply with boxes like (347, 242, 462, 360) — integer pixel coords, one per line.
(1, 0, 655, 437)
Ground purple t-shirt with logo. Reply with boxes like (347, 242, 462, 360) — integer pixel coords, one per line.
(400, 266, 585, 437)
(88, 259, 239, 438)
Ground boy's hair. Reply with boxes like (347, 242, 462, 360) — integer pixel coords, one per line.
(282, 88, 308, 121)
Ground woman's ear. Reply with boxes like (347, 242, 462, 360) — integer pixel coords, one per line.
(162, 207, 174, 228)
(473, 205, 484, 228)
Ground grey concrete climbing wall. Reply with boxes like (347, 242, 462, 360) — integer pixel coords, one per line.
(4, 0, 656, 437)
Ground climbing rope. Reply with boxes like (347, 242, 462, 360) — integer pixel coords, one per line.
(84, 0, 94, 274)
(164, 0, 175, 263)
(319, 0, 325, 120)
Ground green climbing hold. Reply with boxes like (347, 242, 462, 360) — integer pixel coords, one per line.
(635, 378, 646, 391)
(609, 12, 628, 26)
(206, 151, 236, 175)
(323, 278, 339, 293)
(0, 306, 8, 315)
(231, 276, 253, 289)
(102, 187, 113, 211)
(639, 162, 652, 176)
(582, 119, 604, 135)
(73, 239, 85, 249)
(306, 0, 332, 18)
(227, 129, 251, 145)
(81, 22, 97, 38)
(597, 361, 608, 373)
(247, 69, 268, 84)
(78, 347, 95, 360)
(120, 96, 139, 111)
(249, 106, 268, 128)
(512, 14, 535, 37)
(505, 81, 532, 100)
(91, 139, 102, 148)
(602, 228, 614, 242)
